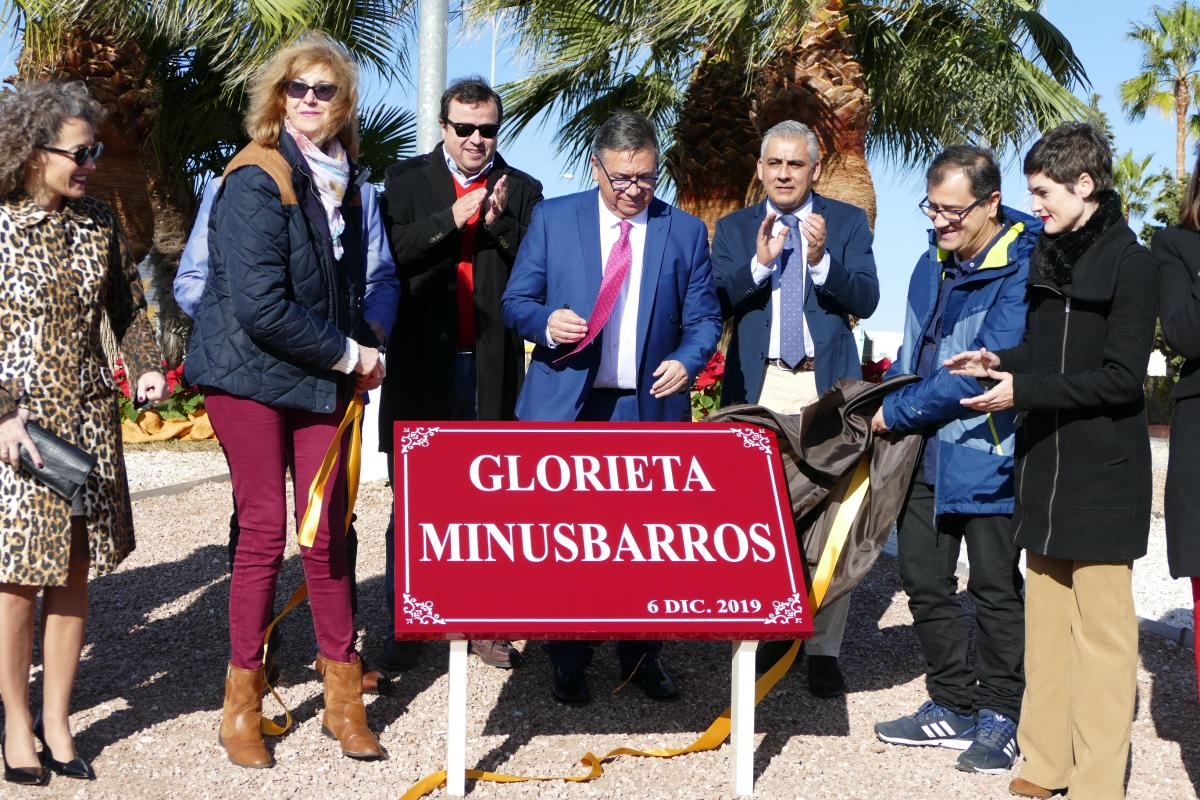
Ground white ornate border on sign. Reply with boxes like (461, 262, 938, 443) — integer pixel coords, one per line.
(400, 426, 441, 454)
(732, 426, 773, 454)
(403, 592, 447, 625)
(763, 592, 805, 625)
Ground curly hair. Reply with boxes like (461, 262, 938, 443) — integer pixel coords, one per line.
(244, 31, 360, 159)
(0, 82, 105, 197)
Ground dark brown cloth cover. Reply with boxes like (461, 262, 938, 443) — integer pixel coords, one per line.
(709, 375, 922, 609)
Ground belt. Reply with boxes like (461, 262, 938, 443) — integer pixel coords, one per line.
(767, 357, 815, 372)
(591, 387, 635, 397)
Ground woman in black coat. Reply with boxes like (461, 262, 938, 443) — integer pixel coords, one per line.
(1151, 148, 1200, 697)
(947, 123, 1157, 800)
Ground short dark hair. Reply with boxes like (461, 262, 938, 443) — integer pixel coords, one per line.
(1023, 121, 1113, 197)
(591, 110, 659, 162)
(926, 144, 1001, 201)
(439, 76, 503, 125)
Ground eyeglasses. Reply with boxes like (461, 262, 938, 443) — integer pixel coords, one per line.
(918, 195, 989, 223)
(283, 80, 339, 102)
(595, 158, 658, 193)
(443, 120, 501, 139)
(38, 142, 104, 166)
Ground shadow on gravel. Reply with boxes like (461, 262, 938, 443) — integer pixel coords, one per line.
(1143, 630, 1200, 796)
(463, 551, 927, 784)
(9, 537, 443, 763)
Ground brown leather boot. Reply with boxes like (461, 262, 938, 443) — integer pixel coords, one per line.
(218, 663, 273, 768)
(1009, 777, 1061, 798)
(314, 653, 391, 696)
(320, 656, 382, 760)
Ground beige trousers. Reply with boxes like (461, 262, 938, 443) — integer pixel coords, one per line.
(1017, 553, 1137, 800)
(755, 364, 851, 657)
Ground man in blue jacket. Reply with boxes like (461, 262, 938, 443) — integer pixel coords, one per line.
(712, 120, 879, 698)
(870, 145, 1037, 775)
(502, 110, 721, 705)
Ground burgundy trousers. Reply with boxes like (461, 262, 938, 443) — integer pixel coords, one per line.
(206, 389, 354, 670)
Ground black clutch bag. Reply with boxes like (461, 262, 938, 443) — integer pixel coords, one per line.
(18, 422, 98, 503)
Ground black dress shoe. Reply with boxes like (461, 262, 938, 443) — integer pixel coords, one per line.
(33, 717, 94, 780)
(3, 744, 49, 786)
(620, 657, 681, 702)
(376, 638, 422, 672)
(551, 667, 592, 706)
(806, 654, 846, 698)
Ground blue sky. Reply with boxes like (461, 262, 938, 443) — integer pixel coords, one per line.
(0, 1, 1179, 331)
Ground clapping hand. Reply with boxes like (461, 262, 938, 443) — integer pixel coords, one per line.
(452, 187, 487, 229)
(802, 213, 826, 264)
(756, 213, 788, 267)
(484, 174, 509, 226)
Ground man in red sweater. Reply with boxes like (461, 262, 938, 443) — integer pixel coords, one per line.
(378, 77, 543, 672)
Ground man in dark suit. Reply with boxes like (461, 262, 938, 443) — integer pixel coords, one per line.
(378, 76, 543, 671)
(502, 110, 722, 705)
(713, 120, 879, 698)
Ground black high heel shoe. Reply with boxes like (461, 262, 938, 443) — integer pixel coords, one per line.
(32, 716, 93, 780)
(3, 743, 49, 786)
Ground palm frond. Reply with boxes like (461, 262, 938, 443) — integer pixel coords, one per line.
(357, 100, 416, 174)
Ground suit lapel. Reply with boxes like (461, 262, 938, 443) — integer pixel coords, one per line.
(636, 199, 670, 369)
(577, 192, 603, 314)
(424, 145, 458, 210)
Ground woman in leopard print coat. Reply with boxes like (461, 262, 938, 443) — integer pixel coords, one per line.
(0, 82, 164, 784)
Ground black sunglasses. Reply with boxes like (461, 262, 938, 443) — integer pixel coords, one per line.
(443, 120, 501, 139)
(38, 142, 104, 166)
(283, 80, 339, 102)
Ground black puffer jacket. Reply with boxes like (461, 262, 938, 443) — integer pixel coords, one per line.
(186, 133, 368, 414)
(997, 201, 1157, 562)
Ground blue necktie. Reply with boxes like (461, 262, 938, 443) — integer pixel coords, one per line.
(777, 214, 806, 369)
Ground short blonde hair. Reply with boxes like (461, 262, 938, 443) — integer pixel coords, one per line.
(244, 32, 360, 159)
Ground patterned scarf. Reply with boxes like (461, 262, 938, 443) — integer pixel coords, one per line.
(284, 119, 350, 260)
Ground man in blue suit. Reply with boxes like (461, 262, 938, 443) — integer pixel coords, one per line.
(502, 110, 721, 705)
(712, 120, 879, 699)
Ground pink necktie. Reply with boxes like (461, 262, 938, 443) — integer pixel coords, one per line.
(556, 219, 632, 362)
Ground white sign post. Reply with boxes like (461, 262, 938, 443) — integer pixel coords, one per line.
(730, 640, 760, 796)
(446, 640, 469, 797)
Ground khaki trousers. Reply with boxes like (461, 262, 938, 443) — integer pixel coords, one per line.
(1018, 553, 1137, 800)
(755, 364, 850, 657)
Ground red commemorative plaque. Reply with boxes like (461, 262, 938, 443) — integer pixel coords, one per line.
(393, 422, 812, 641)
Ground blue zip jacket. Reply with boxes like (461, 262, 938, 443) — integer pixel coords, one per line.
(883, 206, 1040, 516)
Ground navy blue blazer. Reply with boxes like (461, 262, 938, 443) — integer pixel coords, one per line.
(714, 194, 879, 404)
(502, 190, 722, 422)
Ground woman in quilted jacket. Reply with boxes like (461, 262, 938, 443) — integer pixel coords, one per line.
(0, 82, 165, 785)
(183, 33, 385, 768)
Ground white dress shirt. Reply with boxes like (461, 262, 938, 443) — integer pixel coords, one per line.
(750, 196, 830, 360)
(444, 151, 494, 188)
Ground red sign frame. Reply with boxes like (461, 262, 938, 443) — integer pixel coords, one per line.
(393, 422, 812, 641)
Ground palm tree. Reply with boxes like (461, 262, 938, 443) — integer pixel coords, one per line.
(1, 1, 416, 364)
(479, 0, 1088, 230)
(1120, 1, 1200, 181)
(1113, 150, 1166, 222)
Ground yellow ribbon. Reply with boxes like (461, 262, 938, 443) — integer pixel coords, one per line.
(297, 395, 363, 548)
(255, 395, 365, 736)
(807, 454, 871, 611)
(398, 452, 873, 800)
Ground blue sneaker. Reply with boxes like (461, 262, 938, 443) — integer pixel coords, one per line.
(874, 700, 976, 749)
(955, 708, 1019, 773)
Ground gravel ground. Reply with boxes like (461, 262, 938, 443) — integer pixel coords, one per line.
(1, 449, 1197, 800)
